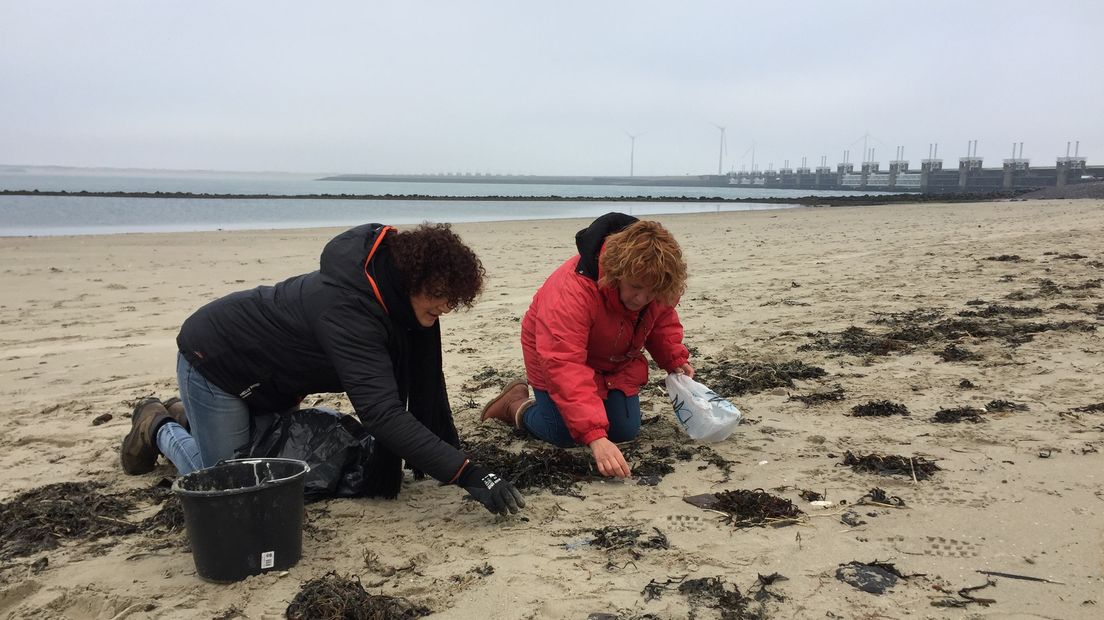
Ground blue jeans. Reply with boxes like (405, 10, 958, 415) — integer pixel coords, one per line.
(521, 389, 641, 448)
(156, 352, 253, 475)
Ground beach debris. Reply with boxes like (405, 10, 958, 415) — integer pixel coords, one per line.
(285, 572, 429, 620)
(835, 560, 912, 594)
(462, 440, 594, 497)
(840, 451, 940, 480)
(958, 378, 978, 389)
(983, 254, 1024, 262)
(694, 358, 826, 396)
(798, 489, 824, 502)
(641, 575, 687, 601)
(677, 576, 760, 619)
(850, 400, 909, 417)
(800, 326, 912, 357)
(1006, 279, 1062, 300)
(0, 481, 138, 560)
(750, 572, 788, 602)
(840, 511, 867, 527)
(586, 526, 669, 565)
(932, 407, 987, 423)
(694, 445, 735, 482)
(1055, 253, 1087, 260)
(977, 569, 1064, 584)
(859, 487, 905, 507)
(461, 365, 518, 392)
(931, 579, 997, 608)
(684, 489, 804, 528)
(91, 413, 113, 426)
(211, 607, 247, 620)
(936, 343, 983, 362)
(788, 386, 845, 406)
(985, 399, 1028, 412)
(1072, 402, 1104, 414)
(956, 304, 1044, 318)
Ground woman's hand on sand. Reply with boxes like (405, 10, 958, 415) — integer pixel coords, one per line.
(673, 362, 695, 379)
(588, 437, 631, 478)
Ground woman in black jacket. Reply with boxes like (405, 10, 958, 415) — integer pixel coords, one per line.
(120, 222, 523, 516)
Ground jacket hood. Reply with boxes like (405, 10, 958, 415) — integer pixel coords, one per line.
(574, 212, 639, 281)
(319, 223, 389, 295)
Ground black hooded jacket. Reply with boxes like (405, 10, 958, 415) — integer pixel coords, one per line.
(177, 223, 466, 486)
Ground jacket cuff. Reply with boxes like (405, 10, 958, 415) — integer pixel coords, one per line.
(665, 356, 689, 372)
(579, 428, 608, 446)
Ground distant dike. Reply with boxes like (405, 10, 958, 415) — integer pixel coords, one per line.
(0, 187, 1032, 207)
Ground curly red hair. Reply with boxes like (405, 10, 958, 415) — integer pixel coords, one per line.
(598, 220, 686, 305)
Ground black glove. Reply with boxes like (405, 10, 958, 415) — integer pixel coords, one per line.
(457, 464, 525, 515)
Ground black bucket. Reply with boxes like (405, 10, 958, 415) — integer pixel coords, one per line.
(172, 457, 310, 583)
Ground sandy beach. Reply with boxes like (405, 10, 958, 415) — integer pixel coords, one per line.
(1, 199, 1102, 619)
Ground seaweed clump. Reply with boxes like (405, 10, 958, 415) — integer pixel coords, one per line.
(694, 358, 826, 397)
(678, 577, 761, 620)
(936, 343, 983, 362)
(462, 441, 594, 497)
(286, 572, 429, 620)
(0, 481, 138, 560)
(932, 407, 987, 423)
(788, 386, 846, 406)
(800, 326, 912, 356)
(712, 489, 804, 527)
(985, 400, 1028, 412)
(841, 451, 940, 480)
(849, 401, 909, 417)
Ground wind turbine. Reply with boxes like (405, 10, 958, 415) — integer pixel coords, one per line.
(626, 131, 643, 177)
(711, 123, 728, 175)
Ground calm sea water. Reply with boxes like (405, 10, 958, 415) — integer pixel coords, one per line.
(0, 169, 875, 236)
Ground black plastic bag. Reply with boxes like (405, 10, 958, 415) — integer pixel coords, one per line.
(242, 408, 392, 502)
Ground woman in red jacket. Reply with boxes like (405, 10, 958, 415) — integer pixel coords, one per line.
(482, 213, 693, 478)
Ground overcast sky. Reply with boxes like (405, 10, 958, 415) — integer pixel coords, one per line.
(2, 1, 1101, 176)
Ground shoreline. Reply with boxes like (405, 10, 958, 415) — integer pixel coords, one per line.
(0, 188, 1032, 206)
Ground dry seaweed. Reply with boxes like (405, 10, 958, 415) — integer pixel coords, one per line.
(1072, 402, 1104, 413)
(982, 254, 1023, 262)
(1005, 279, 1062, 300)
(932, 407, 986, 423)
(0, 482, 139, 560)
(589, 526, 669, 558)
(931, 579, 997, 608)
(936, 343, 983, 362)
(788, 386, 846, 406)
(859, 488, 905, 506)
(800, 326, 912, 356)
(461, 366, 517, 392)
(711, 489, 804, 527)
(849, 400, 909, 417)
(641, 576, 686, 602)
(985, 399, 1028, 412)
(285, 572, 429, 620)
(462, 441, 594, 497)
(841, 451, 940, 480)
(956, 304, 1043, 318)
(695, 358, 826, 396)
(677, 577, 762, 620)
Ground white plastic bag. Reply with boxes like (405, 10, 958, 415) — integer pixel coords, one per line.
(665, 373, 742, 443)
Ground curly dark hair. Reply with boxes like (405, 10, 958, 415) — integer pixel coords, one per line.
(388, 223, 485, 309)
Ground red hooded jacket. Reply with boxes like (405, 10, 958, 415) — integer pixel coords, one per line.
(520, 214, 689, 446)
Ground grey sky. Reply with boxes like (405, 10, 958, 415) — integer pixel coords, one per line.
(2, 0, 1101, 176)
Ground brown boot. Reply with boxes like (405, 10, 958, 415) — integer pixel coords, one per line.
(162, 396, 189, 431)
(120, 398, 173, 475)
(481, 380, 531, 428)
